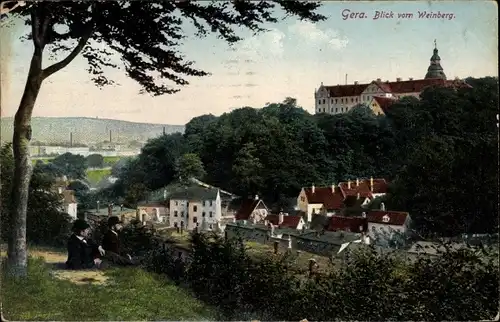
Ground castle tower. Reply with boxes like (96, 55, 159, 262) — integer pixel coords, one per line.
(424, 39, 447, 80)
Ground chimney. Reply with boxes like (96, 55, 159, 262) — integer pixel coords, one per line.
(70, 132, 73, 147)
(409, 77, 413, 81)
(311, 184, 315, 194)
(370, 177, 374, 191)
(278, 213, 284, 225)
(361, 212, 367, 218)
(376, 78, 381, 82)
(347, 180, 351, 189)
(254, 195, 259, 200)
(163, 127, 166, 135)
(356, 178, 359, 186)
(354, 81, 358, 85)
(380, 202, 386, 211)
(120, 204, 123, 211)
(163, 189, 167, 200)
(396, 77, 402, 82)
(109, 130, 112, 143)
(331, 184, 335, 193)
(264, 219, 269, 226)
(357, 192, 360, 200)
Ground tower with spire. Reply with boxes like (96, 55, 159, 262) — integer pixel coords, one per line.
(424, 39, 447, 80)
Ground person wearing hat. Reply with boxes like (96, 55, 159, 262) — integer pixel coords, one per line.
(66, 219, 106, 269)
(101, 216, 136, 266)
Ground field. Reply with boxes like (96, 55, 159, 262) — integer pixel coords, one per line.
(1, 248, 218, 321)
(86, 168, 112, 185)
(31, 155, 123, 166)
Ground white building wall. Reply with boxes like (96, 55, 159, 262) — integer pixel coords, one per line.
(64, 203, 78, 220)
(169, 199, 189, 228)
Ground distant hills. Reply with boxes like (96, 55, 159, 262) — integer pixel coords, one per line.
(1, 117, 185, 145)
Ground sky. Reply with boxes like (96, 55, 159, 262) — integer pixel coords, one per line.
(0, 1, 497, 125)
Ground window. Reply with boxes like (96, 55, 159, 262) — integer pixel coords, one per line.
(174, 210, 178, 217)
(209, 200, 213, 206)
(341, 98, 343, 103)
(330, 98, 333, 103)
(193, 217, 198, 223)
(351, 98, 354, 103)
(202, 212, 206, 217)
(300, 196, 305, 202)
(330, 108, 333, 112)
(335, 98, 338, 104)
(181, 211, 184, 217)
(175, 201, 178, 206)
(322, 99, 325, 104)
(209, 211, 213, 217)
(355, 97, 358, 102)
(174, 222, 178, 228)
(318, 99, 321, 105)
(335, 108, 338, 113)
(209, 224, 213, 230)
(193, 205, 198, 212)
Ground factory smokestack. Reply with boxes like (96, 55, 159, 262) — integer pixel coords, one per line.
(163, 127, 166, 135)
(70, 132, 73, 147)
(109, 130, 112, 143)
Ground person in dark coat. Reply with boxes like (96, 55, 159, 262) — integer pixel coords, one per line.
(66, 219, 105, 269)
(102, 216, 136, 266)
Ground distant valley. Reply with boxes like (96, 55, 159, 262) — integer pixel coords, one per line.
(1, 117, 185, 145)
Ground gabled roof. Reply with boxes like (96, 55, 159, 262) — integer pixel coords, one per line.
(304, 186, 345, 211)
(323, 83, 369, 97)
(235, 198, 267, 220)
(168, 186, 219, 201)
(265, 214, 303, 229)
(327, 215, 367, 233)
(372, 96, 397, 112)
(338, 178, 388, 197)
(367, 211, 409, 226)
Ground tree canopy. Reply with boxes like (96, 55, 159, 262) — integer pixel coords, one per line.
(112, 78, 498, 237)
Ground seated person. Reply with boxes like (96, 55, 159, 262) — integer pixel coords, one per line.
(66, 219, 105, 269)
(102, 216, 136, 266)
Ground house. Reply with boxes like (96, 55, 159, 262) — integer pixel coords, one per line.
(314, 42, 472, 115)
(137, 201, 169, 224)
(369, 96, 398, 115)
(168, 186, 222, 231)
(366, 210, 411, 240)
(264, 212, 305, 230)
(61, 190, 78, 220)
(298, 178, 388, 222)
(234, 196, 269, 223)
(327, 215, 367, 233)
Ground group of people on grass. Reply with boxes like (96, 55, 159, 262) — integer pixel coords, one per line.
(66, 216, 138, 269)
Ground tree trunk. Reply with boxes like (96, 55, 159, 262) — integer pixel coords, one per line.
(7, 49, 43, 277)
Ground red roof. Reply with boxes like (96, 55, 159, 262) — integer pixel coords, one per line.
(327, 215, 368, 233)
(265, 214, 303, 229)
(304, 187, 345, 210)
(322, 79, 469, 98)
(373, 96, 397, 112)
(367, 211, 409, 226)
(338, 178, 388, 197)
(235, 199, 261, 220)
(324, 83, 369, 97)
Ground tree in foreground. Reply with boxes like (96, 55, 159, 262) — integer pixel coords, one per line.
(1, 0, 325, 276)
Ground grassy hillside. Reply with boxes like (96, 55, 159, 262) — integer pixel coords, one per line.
(86, 168, 112, 185)
(1, 117, 185, 145)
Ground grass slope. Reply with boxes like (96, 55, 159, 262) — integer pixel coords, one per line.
(86, 168, 112, 185)
(1, 249, 217, 321)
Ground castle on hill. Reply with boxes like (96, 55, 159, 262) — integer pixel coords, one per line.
(314, 41, 471, 115)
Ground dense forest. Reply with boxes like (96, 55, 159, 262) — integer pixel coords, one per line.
(105, 77, 497, 237)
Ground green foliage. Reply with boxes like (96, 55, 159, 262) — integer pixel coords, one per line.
(175, 153, 206, 182)
(146, 234, 498, 321)
(51, 152, 88, 180)
(1, 144, 71, 247)
(86, 153, 104, 168)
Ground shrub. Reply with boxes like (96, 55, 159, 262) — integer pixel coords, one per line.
(145, 232, 499, 321)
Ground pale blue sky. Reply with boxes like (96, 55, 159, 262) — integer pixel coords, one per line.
(1, 1, 497, 125)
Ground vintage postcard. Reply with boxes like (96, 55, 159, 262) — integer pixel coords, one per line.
(0, 0, 498, 321)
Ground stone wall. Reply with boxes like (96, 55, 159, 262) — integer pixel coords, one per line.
(293, 236, 340, 257)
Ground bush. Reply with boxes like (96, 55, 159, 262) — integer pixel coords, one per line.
(145, 232, 499, 321)
(26, 210, 73, 247)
